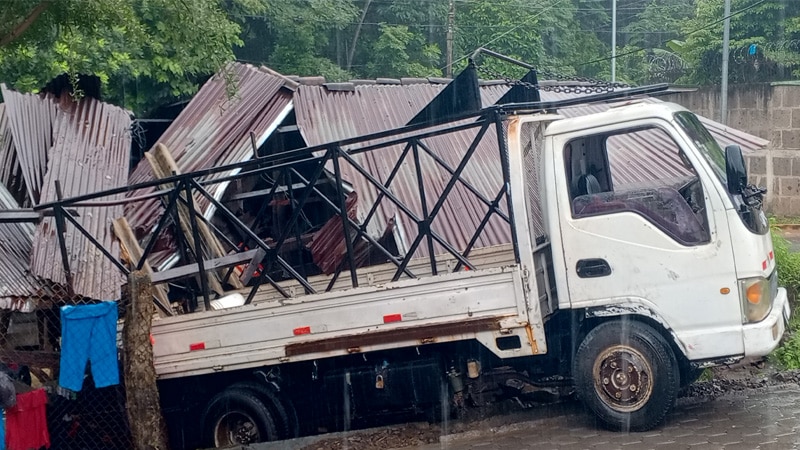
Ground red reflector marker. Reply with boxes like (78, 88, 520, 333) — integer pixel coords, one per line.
(383, 314, 402, 324)
(293, 326, 311, 336)
(769, 251, 774, 260)
(189, 342, 205, 351)
(762, 260, 768, 270)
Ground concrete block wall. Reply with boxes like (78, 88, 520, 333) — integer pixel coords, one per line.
(664, 83, 800, 216)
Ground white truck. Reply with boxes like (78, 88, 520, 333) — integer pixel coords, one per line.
(43, 74, 788, 448)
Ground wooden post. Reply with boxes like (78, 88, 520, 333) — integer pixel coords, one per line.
(124, 270, 169, 450)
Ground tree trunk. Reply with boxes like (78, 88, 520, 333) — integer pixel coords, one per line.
(124, 270, 170, 450)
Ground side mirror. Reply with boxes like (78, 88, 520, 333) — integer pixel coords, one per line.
(725, 144, 747, 195)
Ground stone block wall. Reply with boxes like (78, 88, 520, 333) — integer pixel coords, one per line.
(663, 83, 800, 216)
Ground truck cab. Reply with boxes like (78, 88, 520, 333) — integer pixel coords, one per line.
(513, 100, 788, 429)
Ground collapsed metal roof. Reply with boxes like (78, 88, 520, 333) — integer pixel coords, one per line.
(0, 87, 132, 304)
(294, 82, 513, 256)
(293, 79, 768, 252)
(125, 63, 298, 268)
(30, 96, 132, 301)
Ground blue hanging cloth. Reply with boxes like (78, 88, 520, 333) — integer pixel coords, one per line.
(59, 302, 120, 392)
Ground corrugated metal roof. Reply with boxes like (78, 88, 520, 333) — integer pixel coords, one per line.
(125, 63, 297, 268)
(295, 83, 511, 258)
(294, 80, 770, 255)
(0, 183, 42, 312)
(0, 85, 58, 204)
(30, 96, 131, 301)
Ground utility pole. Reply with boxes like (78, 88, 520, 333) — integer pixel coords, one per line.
(447, 0, 455, 77)
(720, 0, 731, 125)
(611, 0, 617, 82)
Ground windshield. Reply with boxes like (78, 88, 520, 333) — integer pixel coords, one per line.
(673, 112, 727, 185)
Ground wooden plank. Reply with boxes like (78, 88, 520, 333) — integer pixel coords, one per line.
(112, 217, 173, 316)
(151, 144, 245, 290)
(145, 145, 227, 294)
(151, 250, 259, 285)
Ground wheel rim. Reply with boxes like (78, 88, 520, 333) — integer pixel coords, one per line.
(592, 344, 654, 412)
(214, 411, 260, 446)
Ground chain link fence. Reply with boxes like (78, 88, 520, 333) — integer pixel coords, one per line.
(0, 280, 132, 449)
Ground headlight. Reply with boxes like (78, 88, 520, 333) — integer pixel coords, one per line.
(739, 277, 772, 323)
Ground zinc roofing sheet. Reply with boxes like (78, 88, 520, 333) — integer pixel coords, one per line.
(30, 96, 131, 301)
(0, 183, 43, 311)
(0, 85, 58, 205)
(296, 83, 510, 257)
(124, 63, 297, 267)
(0, 104, 16, 189)
(294, 81, 769, 254)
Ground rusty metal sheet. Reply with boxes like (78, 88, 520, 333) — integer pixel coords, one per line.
(30, 96, 131, 301)
(295, 82, 511, 259)
(0, 85, 58, 204)
(0, 103, 29, 206)
(125, 63, 297, 269)
(0, 183, 45, 311)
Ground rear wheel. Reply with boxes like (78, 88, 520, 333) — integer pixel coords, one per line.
(229, 381, 299, 440)
(201, 388, 278, 447)
(574, 320, 678, 432)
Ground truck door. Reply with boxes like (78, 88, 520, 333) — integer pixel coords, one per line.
(551, 119, 744, 361)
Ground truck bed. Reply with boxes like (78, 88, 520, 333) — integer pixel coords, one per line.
(150, 244, 536, 379)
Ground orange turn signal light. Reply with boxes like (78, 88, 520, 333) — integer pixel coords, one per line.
(746, 282, 762, 304)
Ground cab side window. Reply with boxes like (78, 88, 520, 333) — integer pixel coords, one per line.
(567, 126, 710, 246)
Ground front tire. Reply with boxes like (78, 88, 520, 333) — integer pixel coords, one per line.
(201, 388, 279, 447)
(574, 320, 678, 432)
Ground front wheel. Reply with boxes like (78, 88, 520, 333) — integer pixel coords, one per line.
(574, 320, 679, 432)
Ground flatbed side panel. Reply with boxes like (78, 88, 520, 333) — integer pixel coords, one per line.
(152, 266, 528, 379)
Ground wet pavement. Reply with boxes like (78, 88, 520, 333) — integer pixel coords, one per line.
(415, 385, 800, 450)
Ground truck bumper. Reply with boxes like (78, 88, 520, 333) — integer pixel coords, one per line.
(743, 287, 790, 357)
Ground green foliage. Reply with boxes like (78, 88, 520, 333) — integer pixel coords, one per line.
(0, 0, 251, 115)
(5, 0, 800, 116)
(769, 220, 800, 369)
(677, 0, 800, 84)
(365, 25, 440, 78)
(235, 0, 357, 80)
(772, 315, 800, 369)
(771, 224, 800, 298)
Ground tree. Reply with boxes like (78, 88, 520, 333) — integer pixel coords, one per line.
(234, 0, 358, 81)
(345, 0, 445, 78)
(677, 0, 800, 84)
(0, 0, 257, 114)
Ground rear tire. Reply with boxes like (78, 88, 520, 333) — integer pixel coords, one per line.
(229, 381, 299, 439)
(201, 388, 278, 447)
(574, 320, 678, 432)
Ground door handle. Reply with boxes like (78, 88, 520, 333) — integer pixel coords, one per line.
(576, 259, 611, 278)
